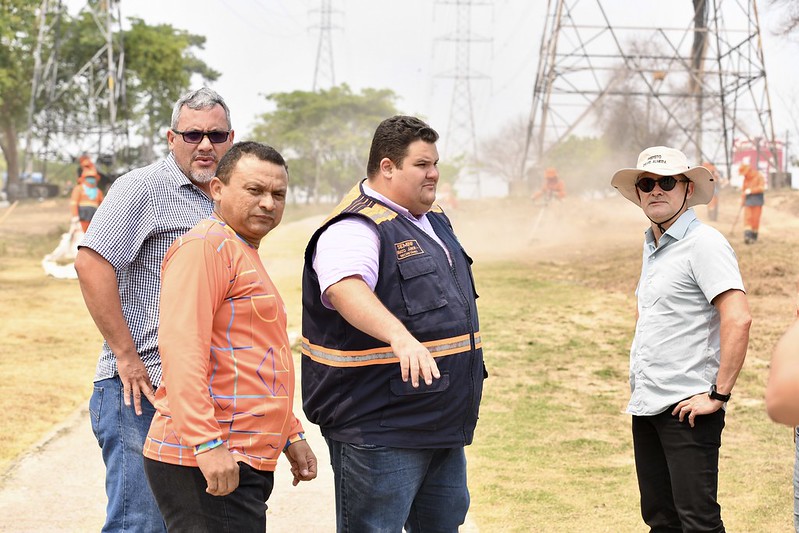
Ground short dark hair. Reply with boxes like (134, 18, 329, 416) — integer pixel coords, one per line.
(366, 115, 439, 178)
(215, 141, 288, 184)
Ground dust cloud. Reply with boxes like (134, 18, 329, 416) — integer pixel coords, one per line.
(449, 194, 646, 264)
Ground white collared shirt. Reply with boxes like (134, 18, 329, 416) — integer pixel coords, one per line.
(627, 208, 745, 416)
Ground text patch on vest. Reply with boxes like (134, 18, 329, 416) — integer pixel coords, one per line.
(395, 239, 425, 260)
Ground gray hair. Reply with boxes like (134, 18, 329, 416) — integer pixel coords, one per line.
(170, 87, 231, 130)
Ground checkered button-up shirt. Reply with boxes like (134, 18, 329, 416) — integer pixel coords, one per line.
(80, 153, 214, 388)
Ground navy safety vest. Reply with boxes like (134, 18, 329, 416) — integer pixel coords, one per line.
(301, 181, 486, 449)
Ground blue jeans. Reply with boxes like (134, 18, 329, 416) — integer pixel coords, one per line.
(89, 377, 166, 533)
(326, 438, 470, 533)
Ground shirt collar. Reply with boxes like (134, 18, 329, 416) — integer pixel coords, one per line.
(644, 208, 697, 245)
(361, 179, 427, 222)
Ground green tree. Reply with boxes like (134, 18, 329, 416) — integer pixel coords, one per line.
(251, 84, 397, 202)
(0, 1, 219, 197)
(124, 17, 219, 163)
(52, 12, 218, 167)
(0, 0, 39, 197)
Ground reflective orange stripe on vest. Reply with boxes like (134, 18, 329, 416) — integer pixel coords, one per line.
(301, 332, 482, 367)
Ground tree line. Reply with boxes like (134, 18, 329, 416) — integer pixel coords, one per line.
(0, 1, 405, 203)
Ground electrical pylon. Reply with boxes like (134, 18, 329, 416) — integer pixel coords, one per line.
(523, 0, 777, 186)
(24, 0, 128, 176)
(434, 0, 491, 195)
(311, 0, 337, 91)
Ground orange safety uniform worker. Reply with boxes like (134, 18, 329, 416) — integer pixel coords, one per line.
(738, 163, 765, 244)
(532, 167, 566, 202)
(77, 154, 99, 182)
(704, 162, 721, 221)
(69, 165, 103, 233)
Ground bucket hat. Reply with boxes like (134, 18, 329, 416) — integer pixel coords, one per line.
(611, 146, 715, 207)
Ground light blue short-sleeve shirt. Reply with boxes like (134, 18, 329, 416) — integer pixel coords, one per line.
(627, 208, 745, 416)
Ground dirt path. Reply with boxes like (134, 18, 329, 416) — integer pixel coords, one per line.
(0, 383, 477, 532)
(0, 388, 335, 532)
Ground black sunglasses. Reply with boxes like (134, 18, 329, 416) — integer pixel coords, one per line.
(635, 175, 688, 193)
(172, 130, 230, 144)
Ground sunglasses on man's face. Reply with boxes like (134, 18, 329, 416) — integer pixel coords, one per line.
(635, 175, 688, 193)
(172, 130, 230, 144)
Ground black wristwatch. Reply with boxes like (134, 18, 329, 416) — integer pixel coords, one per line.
(708, 384, 731, 402)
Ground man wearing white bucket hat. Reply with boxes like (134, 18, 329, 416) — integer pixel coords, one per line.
(611, 146, 752, 532)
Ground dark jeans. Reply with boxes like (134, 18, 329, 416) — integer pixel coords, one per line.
(632, 407, 726, 533)
(143, 458, 274, 533)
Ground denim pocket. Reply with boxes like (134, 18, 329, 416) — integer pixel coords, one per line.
(89, 386, 104, 442)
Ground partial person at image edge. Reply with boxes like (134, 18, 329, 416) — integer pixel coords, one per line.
(765, 279, 799, 532)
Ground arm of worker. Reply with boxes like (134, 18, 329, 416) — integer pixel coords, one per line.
(74, 247, 156, 414)
(766, 319, 799, 426)
(195, 443, 240, 497)
(70, 185, 81, 219)
(325, 276, 441, 388)
(313, 217, 438, 386)
(673, 289, 751, 427)
(159, 238, 236, 495)
(284, 437, 318, 487)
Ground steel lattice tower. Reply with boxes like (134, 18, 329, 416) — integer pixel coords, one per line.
(24, 0, 128, 175)
(435, 0, 491, 161)
(523, 0, 777, 186)
(311, 0, 336, 91)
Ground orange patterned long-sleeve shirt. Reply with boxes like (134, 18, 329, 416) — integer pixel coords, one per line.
(143, 217, 303, 471)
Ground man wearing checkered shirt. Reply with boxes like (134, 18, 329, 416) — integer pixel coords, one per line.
(75, 87, 235, 532)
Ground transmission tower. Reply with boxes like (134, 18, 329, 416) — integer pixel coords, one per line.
(311, 0, 337, 91)
(435, 0, 491, 161)
(523, 0, 777, 187)
(24, 0, 128, 177)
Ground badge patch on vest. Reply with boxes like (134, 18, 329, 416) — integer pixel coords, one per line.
(395, 239, 425, 260)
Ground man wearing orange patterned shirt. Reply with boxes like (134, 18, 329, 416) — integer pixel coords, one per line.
(143, 142, 317, 531)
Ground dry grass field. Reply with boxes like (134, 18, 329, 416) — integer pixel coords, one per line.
(1, 186, 798, 531)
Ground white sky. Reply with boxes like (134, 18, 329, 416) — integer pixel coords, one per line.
(68, 1, 799, 162)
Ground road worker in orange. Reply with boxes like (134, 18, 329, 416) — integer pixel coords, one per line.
(738, 163, 765, 244)
(532, 167, 566, 203)
(70, 155, 105, 232)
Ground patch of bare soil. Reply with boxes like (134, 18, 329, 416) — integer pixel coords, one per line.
(452, 187, 799, 399)
(452, 188, 799, 295)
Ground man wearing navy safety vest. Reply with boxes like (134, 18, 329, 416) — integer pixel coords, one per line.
(301, 115, 486, 532)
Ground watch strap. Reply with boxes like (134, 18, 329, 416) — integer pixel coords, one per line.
(709, 384, 731, 402)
